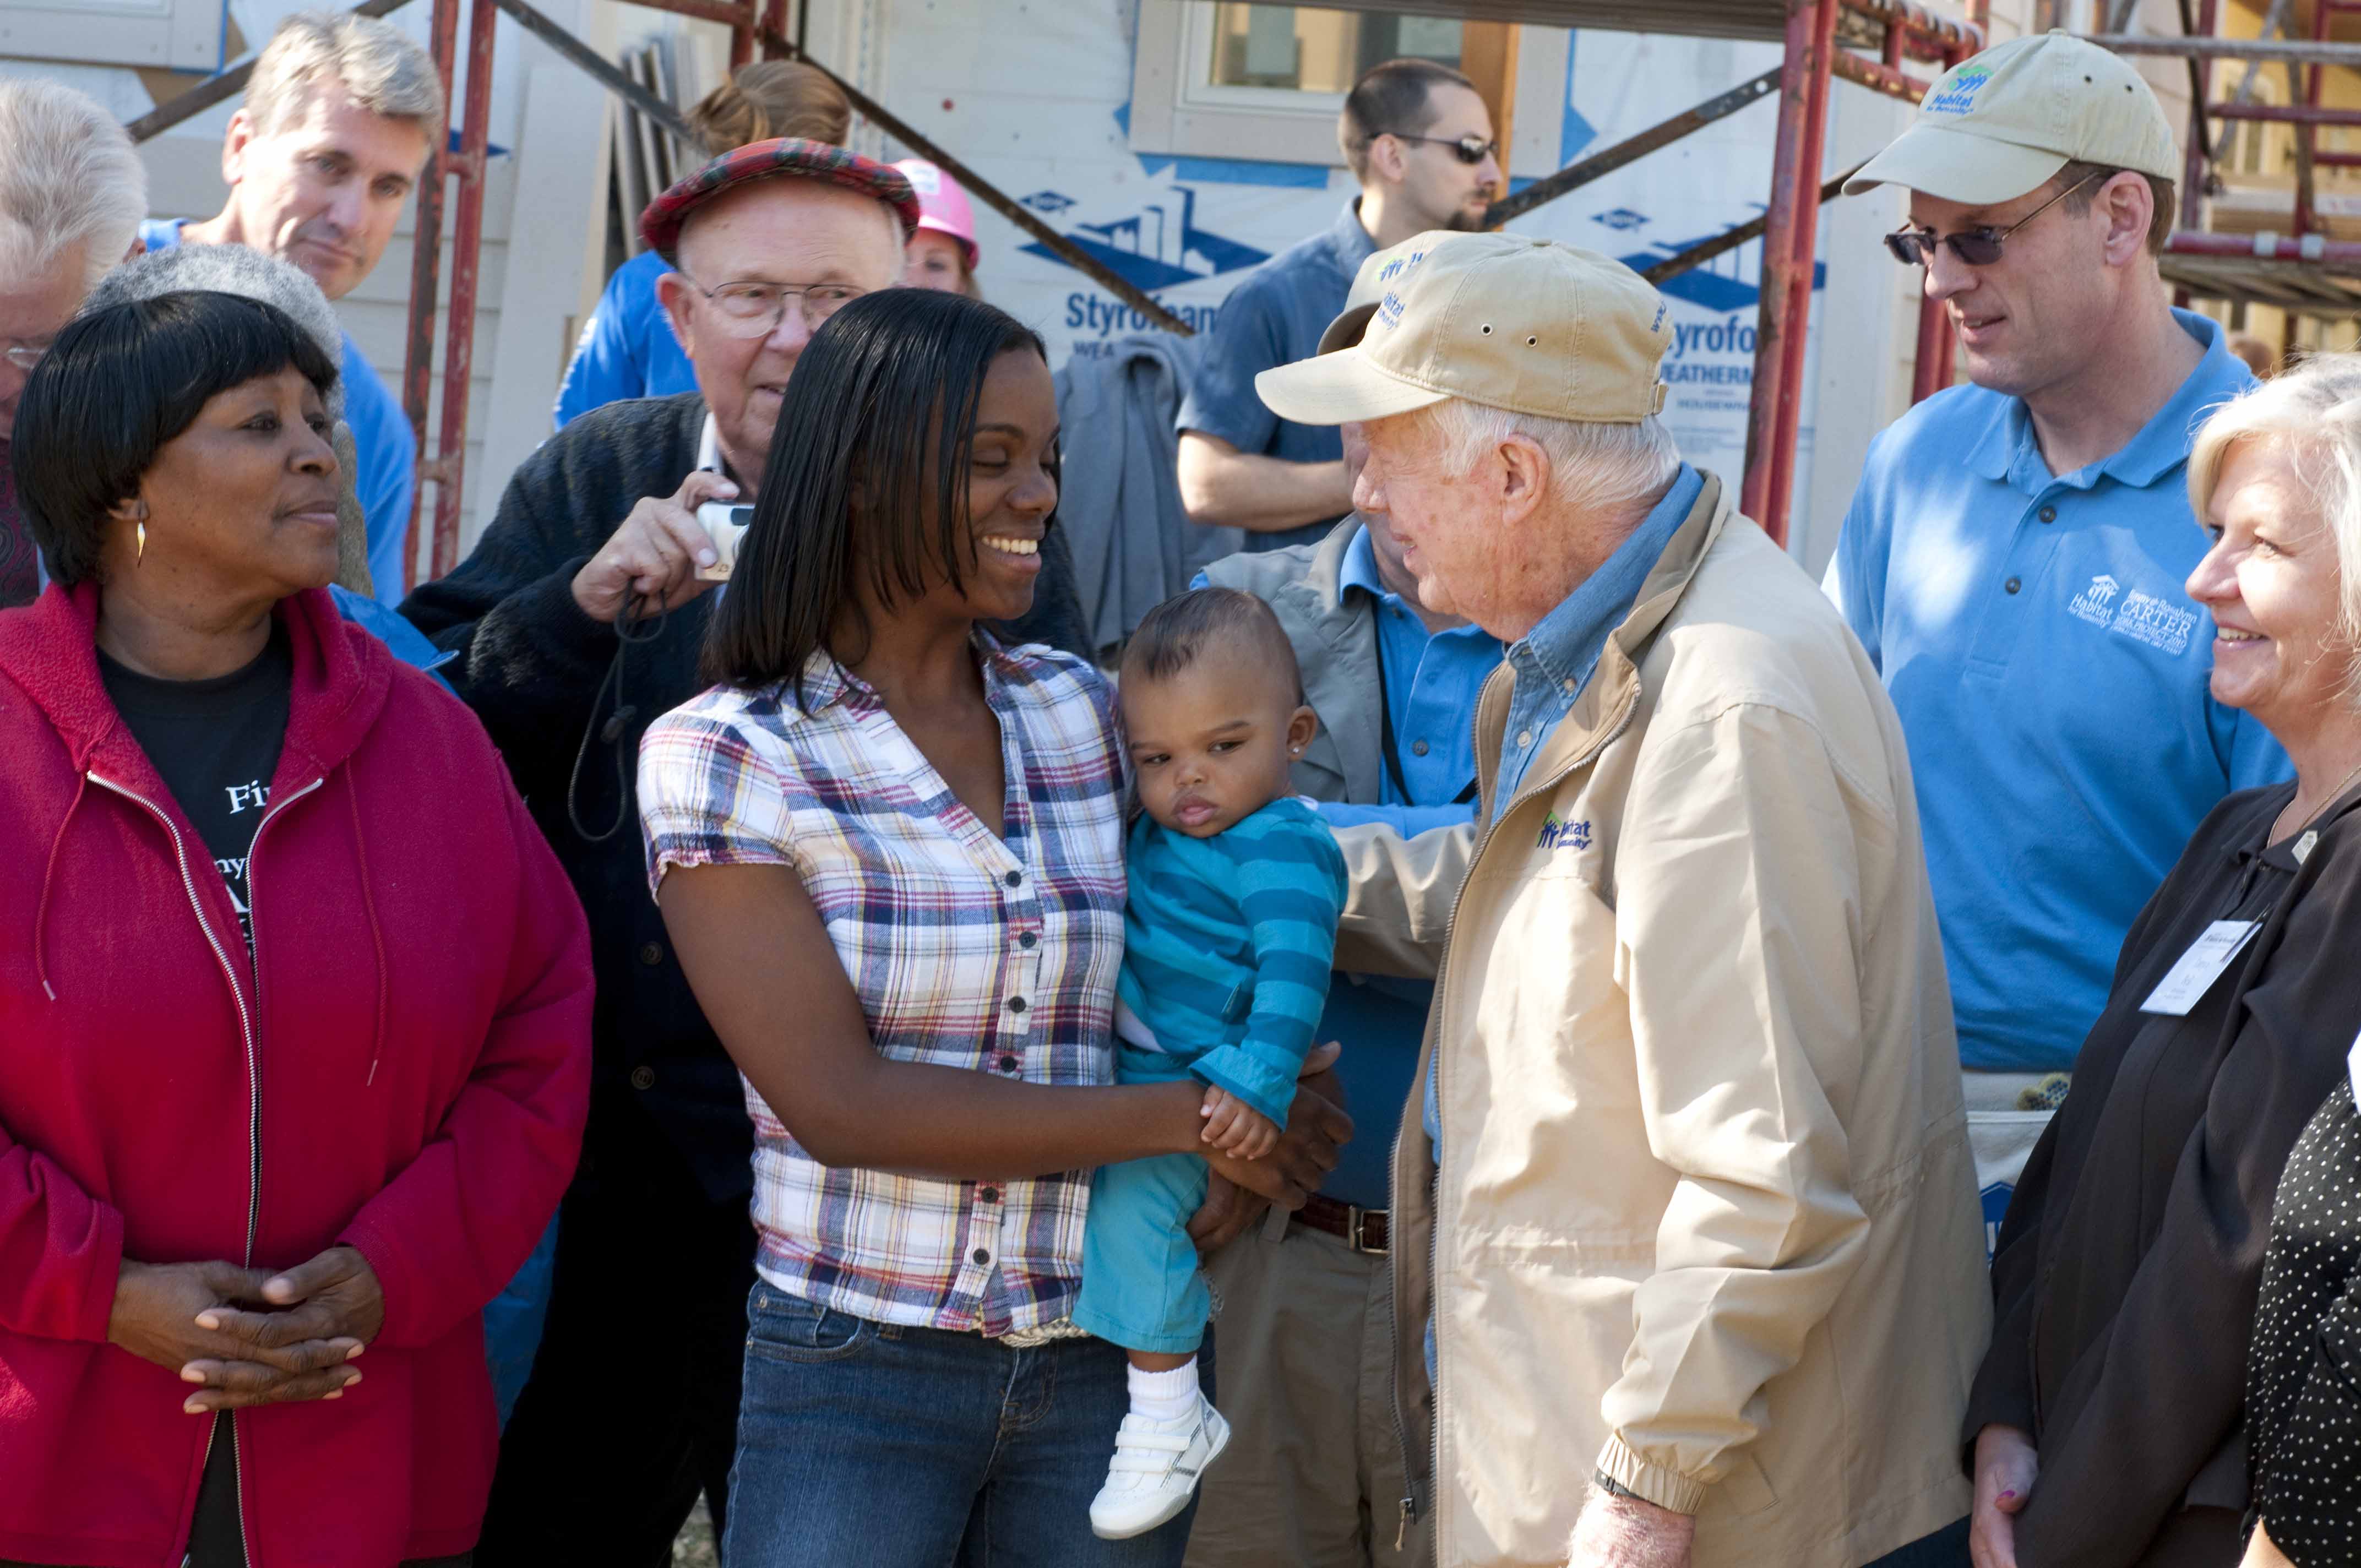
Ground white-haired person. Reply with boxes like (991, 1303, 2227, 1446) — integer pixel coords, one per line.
(1262, 230, 1989, 1568)
(553, 59, 852, 427)
(0, 77, 145, 611)
(1961, 351, 2361, 1568)
(144, 10, 444, 605)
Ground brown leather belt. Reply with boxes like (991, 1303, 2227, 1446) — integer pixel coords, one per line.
(1293, 1192, 1389, 1255)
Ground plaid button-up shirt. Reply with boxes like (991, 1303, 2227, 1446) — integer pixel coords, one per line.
(639, 636, 1127, 1335)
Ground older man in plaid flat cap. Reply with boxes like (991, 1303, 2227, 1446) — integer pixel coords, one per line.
(402, 138, 1084, 1563)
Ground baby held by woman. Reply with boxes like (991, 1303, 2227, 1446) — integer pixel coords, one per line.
(1075, 588, 1346, 1539)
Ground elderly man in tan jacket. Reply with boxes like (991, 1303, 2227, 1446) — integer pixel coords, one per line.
(1255, 232, 1988, 1568)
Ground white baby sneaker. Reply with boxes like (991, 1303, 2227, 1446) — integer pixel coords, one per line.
(1087, 1392, 1231, 1539)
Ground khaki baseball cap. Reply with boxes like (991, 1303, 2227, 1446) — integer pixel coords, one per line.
(1843, 31, 2180, 205)
(1257, 231, 1671, 427)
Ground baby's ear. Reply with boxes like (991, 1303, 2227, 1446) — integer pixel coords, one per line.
(1287, 703, 1319, 756)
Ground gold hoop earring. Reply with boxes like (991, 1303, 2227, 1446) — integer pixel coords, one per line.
(135, 521, 146, 564)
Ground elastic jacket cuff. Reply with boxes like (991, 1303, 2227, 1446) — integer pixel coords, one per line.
(1596, 1434, 1707, 1516)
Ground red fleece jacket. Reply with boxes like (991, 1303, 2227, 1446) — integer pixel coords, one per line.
(0, 584, 591, 1567)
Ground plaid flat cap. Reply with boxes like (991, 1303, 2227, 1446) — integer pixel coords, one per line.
(640, 138, 921, 263)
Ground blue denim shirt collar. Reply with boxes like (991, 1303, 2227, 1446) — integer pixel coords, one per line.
(1512, 464, 1703, 690)
(1325, 199, 1378, 282)
(1492, 465, 1702, 816)
(1965, 309, 2251, 493)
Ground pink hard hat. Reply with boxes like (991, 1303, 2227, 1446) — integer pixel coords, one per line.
(893, 159, 978, 271)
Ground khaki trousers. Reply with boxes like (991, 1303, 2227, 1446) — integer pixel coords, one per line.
(1184, 1215, 1429, 1568)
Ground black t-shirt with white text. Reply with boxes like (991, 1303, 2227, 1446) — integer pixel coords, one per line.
(97, 628, 292, 955)
(95, 628, 293, 1567)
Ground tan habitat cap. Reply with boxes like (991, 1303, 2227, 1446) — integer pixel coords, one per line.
(1843, 31, 2180, 205)
(1257, 231, 1671, 427)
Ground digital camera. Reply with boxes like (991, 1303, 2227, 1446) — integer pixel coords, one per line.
(695, 502, 754, 582)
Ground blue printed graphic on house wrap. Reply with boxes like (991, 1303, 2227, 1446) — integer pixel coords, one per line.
(1020, 186, 1269, 292)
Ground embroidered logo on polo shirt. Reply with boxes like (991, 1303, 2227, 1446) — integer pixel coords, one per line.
(2066, 573, 2198, 655)
(1537, 813, 1591, 851)
(1926, 63, 1993, 116)
(2068, 574, 2121, 627)
(2106, 590, 2198, 655)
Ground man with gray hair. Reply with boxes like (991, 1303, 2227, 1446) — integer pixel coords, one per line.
(1258, 231, 1987, 1567)
(0, 76, 145, 609)
(143, 9, 445, 605)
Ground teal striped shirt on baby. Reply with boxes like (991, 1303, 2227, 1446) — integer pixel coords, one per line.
(1116, 797, 1348, 1124)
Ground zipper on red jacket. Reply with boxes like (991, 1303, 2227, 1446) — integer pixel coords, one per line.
(86, 769, 323, 1561)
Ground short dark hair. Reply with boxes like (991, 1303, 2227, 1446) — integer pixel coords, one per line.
(1340, 57, 1478, 180)
(1122, 587, 1304, 702)
(2059, 160, 2177, 255)
(702, 286, 1050, 703)
(13, 290, 339, 588)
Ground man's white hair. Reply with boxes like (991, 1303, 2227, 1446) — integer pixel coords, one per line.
(1417, 398, 1682, 519)
(0, 78, 148, 294)
(244, 12, 445, 146)
(82, 242, 347, 419)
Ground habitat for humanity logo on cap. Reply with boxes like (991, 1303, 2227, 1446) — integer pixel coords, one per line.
(1374, 248, 1429, 334)
(1925, 62, 1993, 116)
(1841, 31, 2180, 207)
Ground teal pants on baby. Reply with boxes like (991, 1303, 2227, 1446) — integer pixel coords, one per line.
(1072, 1044, 1213, 1356)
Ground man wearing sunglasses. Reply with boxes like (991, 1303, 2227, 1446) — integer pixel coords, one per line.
(1825, 31, 2288, 1268)
(1177, 57, 1503, 553)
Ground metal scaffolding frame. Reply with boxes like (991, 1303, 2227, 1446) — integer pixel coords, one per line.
(1512, 0, 1983, 544)
(2091, 13, 2361, 352)
(127, 0, 1986, 570)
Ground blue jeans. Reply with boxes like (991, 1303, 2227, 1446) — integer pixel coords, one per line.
(724, 1284, 1212, 1568)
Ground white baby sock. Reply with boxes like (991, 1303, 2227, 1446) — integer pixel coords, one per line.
(1127, 1358, 1200, 1424)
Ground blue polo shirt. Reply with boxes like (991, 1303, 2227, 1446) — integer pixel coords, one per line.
(1827, 310, 2290, 1075)
(553, 249, 698, 429)
(137, 220, 418, 608)
(1193, 529, 1499, 1207)
(1314, 527, 1500, 1209)
(1178, 200, 1377, 552)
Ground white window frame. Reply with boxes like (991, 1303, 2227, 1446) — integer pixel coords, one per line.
(0, 0, 222, 72)
(1130, 0, 1364, 167)
(1130, 3, 1567, 181)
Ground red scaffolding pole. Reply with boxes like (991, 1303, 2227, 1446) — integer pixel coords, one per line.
(1742, 0, 1840, 540)
(399, 0, 771, 592)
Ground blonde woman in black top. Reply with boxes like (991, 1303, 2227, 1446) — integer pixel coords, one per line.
(1966, 352, 2361, 1568)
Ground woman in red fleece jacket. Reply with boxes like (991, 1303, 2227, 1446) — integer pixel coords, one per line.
(0, 291, 590, 1567)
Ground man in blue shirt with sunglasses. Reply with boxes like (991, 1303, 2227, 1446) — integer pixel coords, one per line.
(1177, 57, 1503, 553)
(1826, 31, 2286, 1239)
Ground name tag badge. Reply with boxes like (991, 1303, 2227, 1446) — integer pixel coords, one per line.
(2139, 919, 2262, 1016)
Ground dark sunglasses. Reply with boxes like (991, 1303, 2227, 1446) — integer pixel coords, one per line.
(1385, 132, 1499, 166)
(1883, 171, 2101, 268)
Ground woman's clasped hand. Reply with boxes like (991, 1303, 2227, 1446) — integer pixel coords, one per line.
(108, 1248, 382, 1413)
